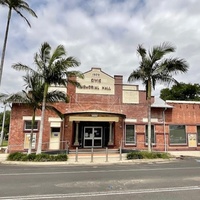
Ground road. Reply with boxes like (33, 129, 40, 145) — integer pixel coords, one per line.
(0, 157, 200, 199)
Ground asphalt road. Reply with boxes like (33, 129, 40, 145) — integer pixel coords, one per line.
(0, 157, 200, 199)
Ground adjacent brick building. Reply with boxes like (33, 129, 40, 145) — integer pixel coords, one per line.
(8, 68, 200, 152)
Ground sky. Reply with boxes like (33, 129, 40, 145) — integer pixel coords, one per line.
(0, 0, 200, 99)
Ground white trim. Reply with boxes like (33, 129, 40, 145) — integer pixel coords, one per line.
(143, 118, 158, 122)
(166, 100, 200, 104)
(48, 117, 63, 122)
(50, 122, 61, 127)
(23, 116, 41, 120)
(69, 116, 119, 122)
(125, 118, 137, 123)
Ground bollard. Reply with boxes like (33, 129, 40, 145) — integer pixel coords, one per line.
(119, 145, 122, 161)
(91, 148, 94, 162)
(106, 147, 108, 162)
(75, 147, 78, 162)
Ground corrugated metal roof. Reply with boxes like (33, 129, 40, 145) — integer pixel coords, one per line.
(151, 97, 173, 108)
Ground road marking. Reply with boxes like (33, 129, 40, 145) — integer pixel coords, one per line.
(0, 166, 200, 176)
(0, 186, 200, 199)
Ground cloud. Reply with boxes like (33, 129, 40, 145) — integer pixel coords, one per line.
(0, 0, 199, 98)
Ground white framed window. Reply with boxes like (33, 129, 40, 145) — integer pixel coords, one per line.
(145, 125, 155, 144)
(125, 125, 135, 145)
(24, 121, 39, 131)
(169, 125, 186, 145)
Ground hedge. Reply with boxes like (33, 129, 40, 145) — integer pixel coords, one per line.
(126, 151, 171, 160)
(7, 152, 68, 162)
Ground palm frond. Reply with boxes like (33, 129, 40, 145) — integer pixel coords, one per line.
(7, 0, 37, 27)
(49, 45, 66, 67)
(12, 63, 35, 73)
(150, 42, 175, 63)
(3, 91, 28, 103)
(17, 0, 37, 17)
(0, 0, 7, 5)
(64, 57, 81, 68)
(46, 90, 68, 103)
(137, 44, 146, 60)
(13, 8, 31, 27)
(39, 42, 51, 65)
(66, 70, 84, 79)
(161, 58, 189, 75)
(45, 105, 64, 119)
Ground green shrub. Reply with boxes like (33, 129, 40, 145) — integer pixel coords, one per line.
(27, 153, 37, 161)
(54, 154, 68, 161)
(7, 152, 26, 161)
(126, 151, 170, 160)
(127, 152, 143, 159)
(7, 152, 68, 162)
(34, 154, 52, 162)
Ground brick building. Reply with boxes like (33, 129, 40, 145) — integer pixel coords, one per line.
(8, 68, 200, 152)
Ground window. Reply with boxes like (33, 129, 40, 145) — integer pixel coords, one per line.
(145, 125, 155, 144)
(197, 126, 200, 144)
(125, 125, 135, 144)
(169, 125, 186, 144)
(24, 121, 39, 131)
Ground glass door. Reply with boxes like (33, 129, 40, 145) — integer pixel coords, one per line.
(84, 127, 102, 148)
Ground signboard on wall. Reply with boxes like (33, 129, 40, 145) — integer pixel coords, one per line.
(24, 133, 36, 149)
(76, 68, 115, 95)
(188, 134, 197, 147)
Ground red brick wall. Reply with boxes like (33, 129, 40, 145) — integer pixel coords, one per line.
(8, 80, 200, 153)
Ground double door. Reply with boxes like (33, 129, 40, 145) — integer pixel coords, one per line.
(84, 127, 102, 148)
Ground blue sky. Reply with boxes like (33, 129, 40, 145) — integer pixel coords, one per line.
(0, 0, 200, 98)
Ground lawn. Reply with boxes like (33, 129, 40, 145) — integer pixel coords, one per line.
(2, 140, 8, 147)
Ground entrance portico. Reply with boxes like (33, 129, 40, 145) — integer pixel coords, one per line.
(64, 111, 125, 149)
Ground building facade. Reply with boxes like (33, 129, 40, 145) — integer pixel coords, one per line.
(8, 68, 200, 152)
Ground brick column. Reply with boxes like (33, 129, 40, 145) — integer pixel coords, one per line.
(108, 122, 114, 145)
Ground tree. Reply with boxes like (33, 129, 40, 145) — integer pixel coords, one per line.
(0, 0, 37, 86)
(12, 42, 83, 154)
(128, 42, 189, 152)
(0, 72, 68, 154)
(0, 110, 10, 142)
(160, 82, 200, 101)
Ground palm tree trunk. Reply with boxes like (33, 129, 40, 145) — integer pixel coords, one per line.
(0, 8, 12, 86)
(28, 109, 36, 154)
(147, 79, 152, 152)
(36, 83, 48, 154)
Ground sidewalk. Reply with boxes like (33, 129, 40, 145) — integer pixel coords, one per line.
(0, 151, 199, 165)
(0, 152, 174, 166)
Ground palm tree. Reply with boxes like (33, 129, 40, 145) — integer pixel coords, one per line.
(128, 42, 189, 152)
(12, 42, 83, 154)
(0, 0, 37, 86)
(0, 72, 67, 154)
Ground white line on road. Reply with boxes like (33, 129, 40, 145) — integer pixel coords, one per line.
(0, 166, 200, 176)
(0, 186, 200, 199)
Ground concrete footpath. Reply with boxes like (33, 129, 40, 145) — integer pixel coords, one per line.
(0, 151, 199, 165)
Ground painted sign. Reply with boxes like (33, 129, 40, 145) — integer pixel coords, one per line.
(76, 68, 115, 94)
(188, 134, 197, 147)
